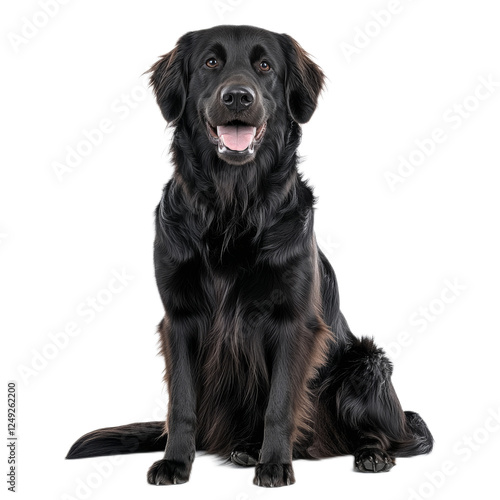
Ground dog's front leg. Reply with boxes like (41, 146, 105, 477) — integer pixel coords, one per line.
(147, 315, 198, 485)
(254, 332, 297, 487)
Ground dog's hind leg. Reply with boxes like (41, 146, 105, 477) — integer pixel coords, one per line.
(321, 337, 433, 472)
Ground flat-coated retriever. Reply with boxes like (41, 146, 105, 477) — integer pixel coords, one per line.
(67, 25, 433, 487)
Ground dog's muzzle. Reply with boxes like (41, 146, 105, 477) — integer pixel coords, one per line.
(204, 82, 267, 164)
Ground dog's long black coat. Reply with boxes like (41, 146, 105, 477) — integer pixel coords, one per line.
(67, 25, 433, 487)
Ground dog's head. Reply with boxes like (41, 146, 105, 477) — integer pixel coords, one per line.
(148, 26, 324, 166)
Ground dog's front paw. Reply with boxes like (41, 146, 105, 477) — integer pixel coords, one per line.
(147, 458, 192, 485)
(354, 448, 395, 473)
(253, 463, 295, 487)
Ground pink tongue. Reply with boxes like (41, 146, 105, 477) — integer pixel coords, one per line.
(217, 125, 256, 151)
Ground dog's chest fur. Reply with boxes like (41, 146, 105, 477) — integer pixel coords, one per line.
(191, 225, 273, 452)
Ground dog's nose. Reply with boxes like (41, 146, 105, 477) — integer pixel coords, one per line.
(221, 86, 255, 112)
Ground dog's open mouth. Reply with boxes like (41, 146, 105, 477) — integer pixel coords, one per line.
(207, 121, 267, 155)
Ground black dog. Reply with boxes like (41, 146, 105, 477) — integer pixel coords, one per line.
(67, 25, 433, 487)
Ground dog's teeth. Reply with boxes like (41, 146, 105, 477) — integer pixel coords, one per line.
(218, 137, 227, 154)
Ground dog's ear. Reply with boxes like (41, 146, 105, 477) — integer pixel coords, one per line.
(148, 33, 193, 125)
(280, 35, 325, 124)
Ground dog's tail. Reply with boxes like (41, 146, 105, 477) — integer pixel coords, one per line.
(66, 422, 166, 459)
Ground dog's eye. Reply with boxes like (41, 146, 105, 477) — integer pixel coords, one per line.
(206, 58, 218, 68)
(259, 61, 271, 72)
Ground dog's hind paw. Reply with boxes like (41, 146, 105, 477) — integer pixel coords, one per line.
(354, 448, 395, 473)
(230, 450, 258, 467)
(253, 463, 295, 487)
(147, 458, 191, 485)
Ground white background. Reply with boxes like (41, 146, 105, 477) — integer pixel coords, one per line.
(2, 0, 500, 499)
